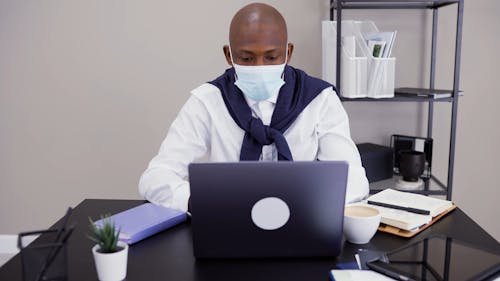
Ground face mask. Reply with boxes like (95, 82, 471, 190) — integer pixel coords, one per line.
(230, 45, 287, 101)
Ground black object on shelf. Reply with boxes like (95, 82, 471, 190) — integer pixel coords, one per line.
(357, 143, 394, 183)
(398, 150, 426, 182)
(395, 87, 464, 99)
(330, 0, 463, 200)
(391, 134, 433, 179)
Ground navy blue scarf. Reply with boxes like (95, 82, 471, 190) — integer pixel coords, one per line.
(208, 65, 333, 161)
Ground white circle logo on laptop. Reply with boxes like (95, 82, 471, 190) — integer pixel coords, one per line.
(251, 197, 290, 230)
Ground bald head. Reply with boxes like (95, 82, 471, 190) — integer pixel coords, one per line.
(223, 3, 293, 66)
(229, 3, 287, 46)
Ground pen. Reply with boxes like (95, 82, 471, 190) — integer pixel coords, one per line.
(367, 200, 430, 215)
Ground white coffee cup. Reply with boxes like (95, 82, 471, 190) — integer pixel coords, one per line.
(343, 205, 381, 244)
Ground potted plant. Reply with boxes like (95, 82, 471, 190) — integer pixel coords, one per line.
(88, 215, 128, 281)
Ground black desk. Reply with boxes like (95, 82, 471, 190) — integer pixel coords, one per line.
(1, 199, 499, 281)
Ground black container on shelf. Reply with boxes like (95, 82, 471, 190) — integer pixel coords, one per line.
(391, 134, 433, 179)
(399, 150, 426, 182)
(356, 143, 394, 183)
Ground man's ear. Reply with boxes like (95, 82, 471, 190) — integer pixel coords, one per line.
(223, 45, 233, 66)
(286, 43, 294, 64)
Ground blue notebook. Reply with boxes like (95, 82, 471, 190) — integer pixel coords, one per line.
(94, 203, 187, 244)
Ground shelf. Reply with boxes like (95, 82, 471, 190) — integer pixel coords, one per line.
(369, 175, 448, 196)
(329, 0, 463, 200)
(341, 95, 454, 102)
(331, 0, 459, 10)
(340, 87, 462, 102)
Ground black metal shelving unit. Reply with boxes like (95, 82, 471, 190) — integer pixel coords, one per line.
(330, 0, 464, 200)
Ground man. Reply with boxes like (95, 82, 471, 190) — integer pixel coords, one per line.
(139, 3, 368, 211)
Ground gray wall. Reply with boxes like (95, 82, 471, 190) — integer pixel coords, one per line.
(1, 1, 499, 240)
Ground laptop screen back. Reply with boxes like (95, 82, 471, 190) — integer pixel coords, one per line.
(189, 161, 348, 258)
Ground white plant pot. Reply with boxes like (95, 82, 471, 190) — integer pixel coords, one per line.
(92, 241, 128, 281)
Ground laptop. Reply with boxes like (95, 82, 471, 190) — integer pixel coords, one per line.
(188, 161, 348, 258)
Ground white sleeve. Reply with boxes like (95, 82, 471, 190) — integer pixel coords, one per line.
(138, 95, 210, 211)
(316, 87, 369, 204)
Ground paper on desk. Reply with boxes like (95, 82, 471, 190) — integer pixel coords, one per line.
(363, 202, 432, 230)
(368, 189, 452, 217)
(330, 270, 396, 281)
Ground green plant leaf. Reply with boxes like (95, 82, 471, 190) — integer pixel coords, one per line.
(87, 214, 120, 253)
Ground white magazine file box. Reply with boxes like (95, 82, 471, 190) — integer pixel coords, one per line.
(322, 20, 395, 98)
